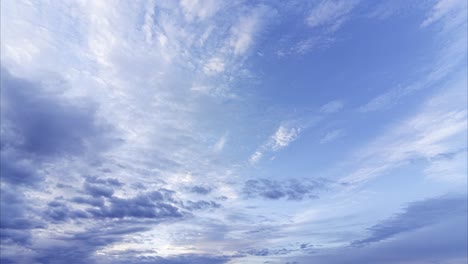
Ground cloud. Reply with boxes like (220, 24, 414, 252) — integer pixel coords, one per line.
(243, 178, 327, 200)
(0, 68, 112, 158)
(358, 87, 407, 113)
(284, 195, 468, 264)
(359, 0, 467, 113)
(190, 186, 213, 195)
(424, 149, 467, 183)
(271, 126, 301, 151)
(180, 0, 223, 22)
(320, 129, 344, 144)
(421, 0, 467, 27)
(184, 200, 221, 211)
(352, 194, 468, 246)
(320, 100, 344, 113)
(306, 0, 359, 31)
(203, 57, 226, 75)
(87, 191, 183, 220)
(213, 134, 228, 153)
(229, 5, 277, 55)
(342, 74, 467, 184)
(249, 124, 301, 164)
(249, 151, 263, 164)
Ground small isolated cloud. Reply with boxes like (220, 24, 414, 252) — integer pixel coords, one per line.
(320, 100, 344, 113)
(249, 151, 263, 164)
(320, 129, 344, 144)
(249, 124, 301, 164)
(271, 125, 301, 151)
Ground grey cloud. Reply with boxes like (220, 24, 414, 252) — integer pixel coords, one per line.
(0, 67, 111, 158)
(87, 191, 183, 219)
(184, 200, 221, 210)
(243, 178, 326, 200)
(83, 182, 115, 198)
(85, 175, 123, 187)
(108, 254, 231, 264)
(189, 186, 213, 195)
(289, 212, 467, 264)
(71, 196, 105, 207)
(352, 194, 468, 246)
(32, 225, 151, 264)
(0, 187, 45, 246)
(0, 152, 41, 186)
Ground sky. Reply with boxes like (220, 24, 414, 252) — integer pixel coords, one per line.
(0, 0, 467, 264)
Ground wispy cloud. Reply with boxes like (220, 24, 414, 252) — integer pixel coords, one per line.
(249, 124, 301, 164)
(343, 74, 467, 184)
(421, 0, 467, 27)
(320, 129, 344, 144)
(306, 0, 359, 32)
(320, 100, 345, 113)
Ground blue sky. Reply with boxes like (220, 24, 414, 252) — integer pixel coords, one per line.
(0, 0, 467, 263)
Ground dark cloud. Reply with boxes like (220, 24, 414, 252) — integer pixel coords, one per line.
(71, 196, 105, 207)
(189, 186, 212, 195)
(287, 195, 468, 264)
(0, 67, 111, 158)
(184, 200, 221, 210)
(32, 225, 152, 264)
(243, 178, 326, 200)
(0, 152, 41, 186)
(352, 194, 468, 246)
(87, 191, 183, 219)
(85, 175, 123, 187)
(238, 247, 294, 257)
(108, 254, 231, 264)
(83, 182, 115, 198)
(0, 67, 115, 189)
(44, 200, 89, 222)
(0, 187, 45, 245)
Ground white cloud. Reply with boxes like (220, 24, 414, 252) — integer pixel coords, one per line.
(203, 57, 225, 75)
(229, 5, 276, 55)
(320, 129, 343, 144)
(358, 87, 408, 113)
(342, 75, 467, 184)
(271, 125, 300, 151)
(320, 100, 344, 113)
(249, 124, 302, 164)
(249, 151, 263, 164)
(425, 151, 467, 184)
(180, 0, 222, 22)
(0, 1, 283, 258)
(213, 133, 228, 152)
(421, 0, 467, 27)
(306, 0, 359, 31)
